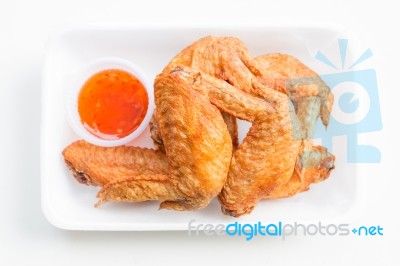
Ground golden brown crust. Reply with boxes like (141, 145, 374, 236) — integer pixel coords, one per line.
(165, 51, 334, 216)
(165, 67, 302, 217)
(96, 175, 180, 207)
(150, 109, 239, 151)
(163, 36, 276, 98)
(265, 141, 335, 199)
(150, 36, 251, 151)
(62, 140, 168, 186)
(255, 54, 333, 137)
(149, 109, 165, 153)
(221, 112, 239, 149)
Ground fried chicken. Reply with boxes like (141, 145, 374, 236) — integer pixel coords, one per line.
(150, 35, 272, 150)
(151, 36, 333, 149)
(167, 67, 302, 216)
(255, 54, 333, 138)
(147, 37, 335, 216)
(265, 141, 335, 199)
(162, 67, 334, 217)
(253, 54, 335, 203)
(62, 36, 335, 217)
(63, 141, 167, 186)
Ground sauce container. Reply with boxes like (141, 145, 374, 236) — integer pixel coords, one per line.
(66, 57, 154, 147)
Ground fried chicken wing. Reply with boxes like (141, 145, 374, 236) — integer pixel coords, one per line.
(95, 70, 233, 210)
(163, 67, 301, 216)
(63, 140, 168, 186)
(165, 67, 334, 217)
(255, 54, 333, 137)
(254, 54, 336, 201)
(161, 40, 335, 216)
(150, 36, 270, 151)
(152, 37, 333, 147)
(163, 36, 275, 95)
(265, 141, 335, 199)
(150, 108, 238, 152)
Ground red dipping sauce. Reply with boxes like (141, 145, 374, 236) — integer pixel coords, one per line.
(78, 69, 149, 140)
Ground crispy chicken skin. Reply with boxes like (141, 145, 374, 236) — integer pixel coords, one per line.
(253, 54, 336, 202)
(163, 36, 275, 95)
(63, 140, 168, 186)
(178, 68, 302, 216)
(163, 67, 333, 217)
(150, 108, 238, 152)
(255, 54, 333, 138)
(149, 67, 300, 216)
(150, 35, 271, 151)
(266, 141, 335, 199)
(153, 37, 334, 216)
(95, 70, 233, 210)
(151, 37, 333, 148)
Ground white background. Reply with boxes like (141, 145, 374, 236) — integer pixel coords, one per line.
(0, 0, 398, 265)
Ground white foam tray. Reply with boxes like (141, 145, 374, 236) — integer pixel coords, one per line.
(41, 25, 365, 230)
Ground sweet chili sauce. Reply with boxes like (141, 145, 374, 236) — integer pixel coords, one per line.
(78, 69, 148, 140)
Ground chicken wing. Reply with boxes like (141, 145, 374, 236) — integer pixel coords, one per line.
(151, 37, 333, 148)
(158, 38, 335, 216)
(255, 54, 333, 138)
(95, 69, 233, 210)
(150, 108, 238, 152)
(63, 140, 168, 186)
(161, 67, 334, 216)
(158, 67, 301, 216)
(163, 36, 275, 95)
(254, 54, 336, 201)
(265, 141, 335, 199)
(150, 35, 269, 151)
